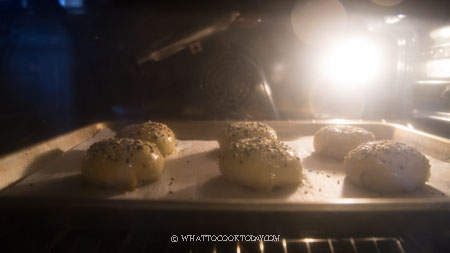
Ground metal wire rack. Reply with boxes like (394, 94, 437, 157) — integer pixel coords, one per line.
(0, 228, 407, 253)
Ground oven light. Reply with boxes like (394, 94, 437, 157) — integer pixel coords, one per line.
(320, 38, 382, 86)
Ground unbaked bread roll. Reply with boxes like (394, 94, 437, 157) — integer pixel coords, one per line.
(82, 138, 164, 189)
(116, 121, 176, 157)
(313, 125, 375, 160)
(219, 137, 302, 192)
(219, 122, 277, 151)
(344, 140, 431, 193)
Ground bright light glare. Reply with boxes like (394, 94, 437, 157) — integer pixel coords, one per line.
(430, 26, 450, 40)
(384, 14, 406, 24)
(321, 38, 381, 86)
(426, 59, 450, 78)
(329, 119, 354, 124)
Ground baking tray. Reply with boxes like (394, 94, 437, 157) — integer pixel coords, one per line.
(0, 120, 449, 212)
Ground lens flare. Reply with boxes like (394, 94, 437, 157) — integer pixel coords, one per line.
(291, 0, 347, 46)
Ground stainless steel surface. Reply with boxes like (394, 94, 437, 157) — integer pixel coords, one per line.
(137, 12, 240, 64)
(198, 52, 279, 119)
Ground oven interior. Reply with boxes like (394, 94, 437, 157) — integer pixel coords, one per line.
(0, 0, 450, 252)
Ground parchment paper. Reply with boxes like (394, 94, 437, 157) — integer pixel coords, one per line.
(2, 127, 449, 202)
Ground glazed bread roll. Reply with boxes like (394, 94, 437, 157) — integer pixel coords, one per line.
(219, 122, 277, 151)
(344, 140, 431, 193)
(82, 138, 164, 189)
(116, 121, 176, 157)
(219, 137, 302, 192)
(313, 125, 375, 160)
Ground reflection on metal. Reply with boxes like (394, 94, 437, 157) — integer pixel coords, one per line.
(413, 111, 450, 122)
(370, 0, 404, 7)
(258, 63, 280, 120)
(414, 110, 450, 122)
(198, 52, 279, 119)
(430, 26, 450, 40)
(259, 240, 264, 252)
(384, 14, 406, 24)
(426, 59, 450, 78)
(188, 41, 203, 55)
(416, 80, 450, 85)
(137, 12, 240, 64)
(58, 0, 84, 8)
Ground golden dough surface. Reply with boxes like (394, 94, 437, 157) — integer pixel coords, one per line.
(82, 138, 164, 189)
(313, 125, 375, 160)
(219, 137, 302, 192)
(116, 121, 176, 157)
(344, 140, 431, 193)
(219, 122, 277, 151)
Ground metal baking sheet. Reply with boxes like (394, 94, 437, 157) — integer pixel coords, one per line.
(0, 121, 449, 204)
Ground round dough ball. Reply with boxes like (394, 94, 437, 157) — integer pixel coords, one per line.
(116, 121, 176, 157)
(219, 137, 302, 192)
(82, 138, 164, 189)
(344, 140, 431, 194)
(313, 125, 375, 160)
(219, 122, 277, 151)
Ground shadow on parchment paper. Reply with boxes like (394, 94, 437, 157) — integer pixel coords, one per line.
(23, 148, 65, 177)
(1, 148, 65, 192)
(341, 177, 448, 198)
(2, 149, 127, 199)
(205, 148, 220, 159)
(196, 175, 298, 200)
(164, 148, 220, 169)
(163, 148, 298, 200)
(34, 150, 86, 175)
(301, 152, 345, 174)
(1, 173, 127, 199)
